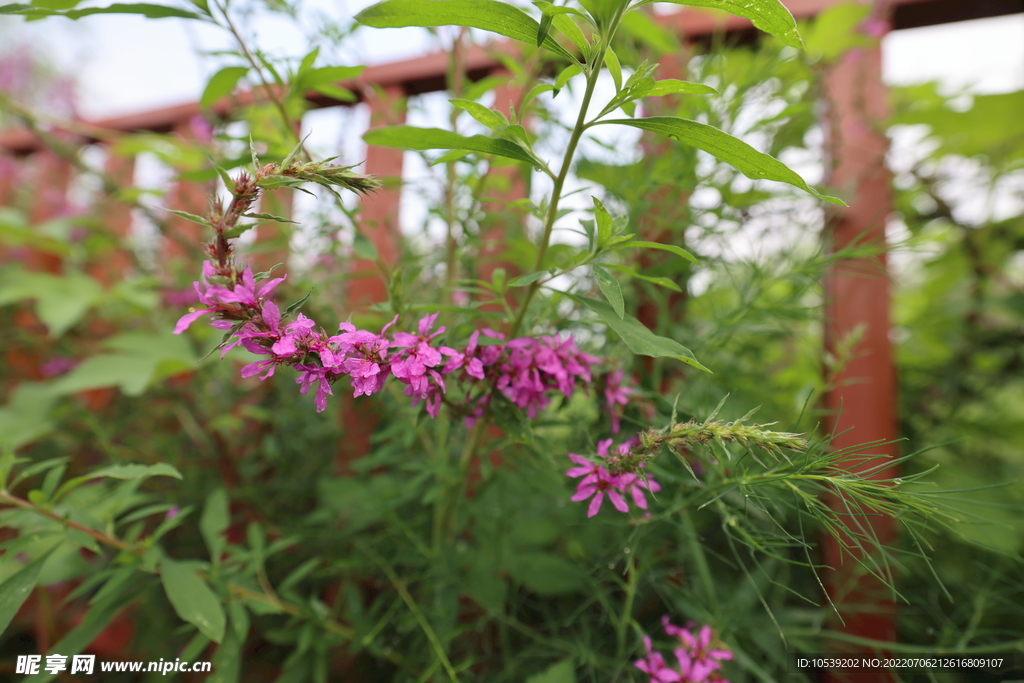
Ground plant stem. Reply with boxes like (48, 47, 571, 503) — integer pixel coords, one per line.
(509, 9, 626, 337)
(214, 0, 306, 153)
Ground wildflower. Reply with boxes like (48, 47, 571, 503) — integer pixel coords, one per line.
(217, 266, 286, 307)
(333, 317, 396, 398)
(665, 619, 733, 677)
(635, 636, 683, 683)
(620, 472, 661, 510)
(570, 467, 629, 518)
(390, 313, 454, 399)
(635, 619, 733, 683)
(604, 369, 634, 433)
(295, 364, 336, 413)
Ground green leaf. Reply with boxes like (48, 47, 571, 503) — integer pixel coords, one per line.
(301, 65, 364, 88)
(0, 270, 104, 337)
(553, 64, 582, 94)
(200, 66, 248, 108)
(200, 489, 230, 564)
(53, 462, 182, 502)
(635, 0, 802, 49)
(526, 659, 576, 683)
(591, 264, 623, 318)
(450, 98, 508, 130)
(0, 546, 59, 634)
(354, 0, 574, 60)
(363, 125, 539, 167)
(508, 270, 549, 287)
(165, 208, 211, 226)
(612, 239, 701, 265)
(50, 331, 196, 397)
(803, 2, 873, 62)
(0, 383, 59, 451)
(352, 232, 378, 261)
(643, 78, 718, 97)
(536, 10, 552, 46)
(0, 2, 205, 18)
(603, 46, 622, 93)
(91, 463, 183, 480)
(161, 558, 226, 643)
(600, 263, 683, 292)
(550, 14, 589, 55)
(311, 83, 356, 102)
(241, 212, 297, 224)
(600, 117, 845, 204)
(572, 294, 710, 372)
(592, 196, 613, 246)
(208, 625, 243, 683)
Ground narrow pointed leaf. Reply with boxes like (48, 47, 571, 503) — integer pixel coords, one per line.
(0, 546, 59, 634)
(536, 11, 552, 46)
(612, 240, 701, 265)
(643, 79, 718, 97)
(600, 117, 845, 205)
(572, 295, 710, 372)
(355, 0, 574, 60)
(161, 558, 226, 643)
(600, 263, 683, 292)
(364, 125, 539, 167)
(0, 2, 205, 18)
(635, 0, 802, 49)
(200, 489, 230, 564)
(200, 66, 248, 108)
(591, 264, 624, 318)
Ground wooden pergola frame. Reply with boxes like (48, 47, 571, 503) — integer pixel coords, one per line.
(2, 1, 1020, 678)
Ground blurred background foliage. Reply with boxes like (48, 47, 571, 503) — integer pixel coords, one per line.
(0, 2, 1022, 682)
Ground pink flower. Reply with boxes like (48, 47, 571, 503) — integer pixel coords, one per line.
(636, 619, 732, 683)
(604, 369, 634, 433)
(390, 313, 453, 400)
(333, 317, 396, 398)
(295, 364, 336, 412)
(620, 472, 661, 510)
(635, 636, 683, 682)
(218, 266, 286, 307)
(570, 467, 629, 518)
(565, 451, 603, 480)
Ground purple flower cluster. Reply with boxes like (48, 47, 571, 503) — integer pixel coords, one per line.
(174, 262, 628, 420)
(635, 617, 733, 683)
(565, 439, 660, 517)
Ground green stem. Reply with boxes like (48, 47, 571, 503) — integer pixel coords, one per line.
(616, 553, 639, 659)
(508, 12, 625, 337)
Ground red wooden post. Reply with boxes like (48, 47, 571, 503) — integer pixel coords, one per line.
(89, 149, 136, 284)
(347, 83, 405, 312)
(335, 83, 406, 472)
(477, 75, 528, 299)
(162, 119, 212, 269)
(27, 150, 71, 275)
(636, 50, 692, 391)
(821, 28, 898, 681)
